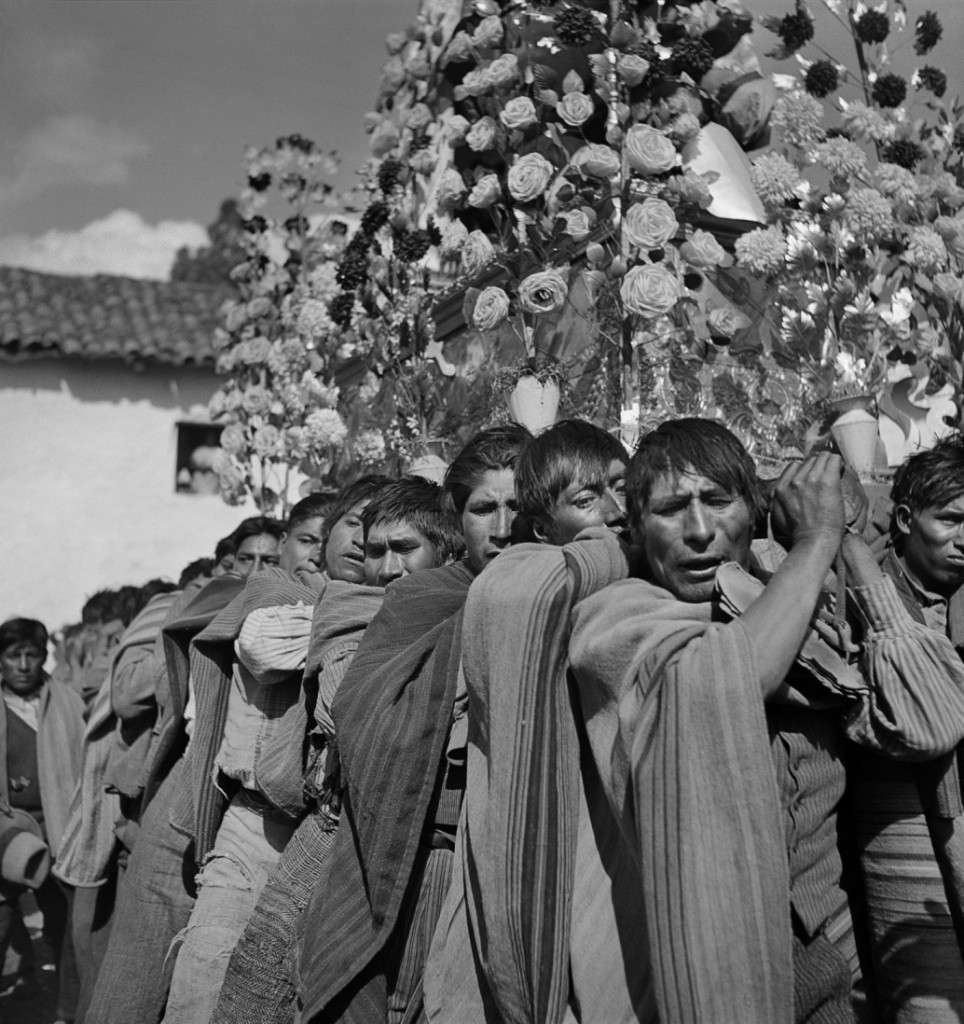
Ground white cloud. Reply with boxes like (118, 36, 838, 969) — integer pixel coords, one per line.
(0, 209, 209, 280)
(1, 114, 150, 206)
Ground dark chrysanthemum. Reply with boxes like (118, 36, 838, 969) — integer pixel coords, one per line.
(360, 201, 390, 236)
(247, 172, 271, 192)
(335, 247, 369, 290)
(394, 229, 432, 263)
(554, 6, 599, 48)
(378, 159, 404, 193)
(243, 215, 268, 234)
(855, 10, 890, 44)
(917, 66, 947, 98)
(872, 72, 907, 109)
(804, 60, 839, 98)
(880, 139, 924, 169)
(954, 125, 964, 154)
(328, 292, 355, 328)
(825, 127, 853, 141)
(778, 10, 815, 52)
(672, 38, 715, 80)
(915, 11, 942, 54)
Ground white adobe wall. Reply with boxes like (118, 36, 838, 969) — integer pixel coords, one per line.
(0, 358, 255, 630)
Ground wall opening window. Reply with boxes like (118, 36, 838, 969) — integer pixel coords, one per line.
(175, 422, 224, 495)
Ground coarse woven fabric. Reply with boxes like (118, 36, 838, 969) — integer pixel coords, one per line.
(84, 757, 196, 1024)
(162, 790, 296, 1024)
(297, 561, 474, 1023)
(425, 531, 651, 1024)
(168, 568, 327, 861)
(210, 806, 338, 1024)
(208, 583, 384, 1024)
(0, 673, 84, 862)
(152, 574, 246, 809)
(425, 530, 792, 1024)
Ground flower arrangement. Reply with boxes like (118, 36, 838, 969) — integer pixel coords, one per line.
(206, 135, 353, 514)
(744, 1, 964, 427)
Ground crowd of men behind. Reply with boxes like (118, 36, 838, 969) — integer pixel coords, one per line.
(3, 416, 964, 1024)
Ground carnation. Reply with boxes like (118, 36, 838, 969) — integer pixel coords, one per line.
(517, 270, 568, 315)
(303, 373, 341, 409)
(462, 230, 496, 277)
(267, 338, 309, 379)
(811, 138, 867, 179)
(843, 188, 893, 243)
(353, 430, 388, 466)
(472, 15, 503, 48)
(406, 103, 433, 130)
(667, 170, 713, 208)
(623, 198, 679, 250)
(874, 162, 917, 205)
(872, 73, 907, 109)
(751, 152, 802, 208)
(905, 226, 947, 272)
(734, 226, 787, 276)
(304, 408, 348, 449)
(282, 426, 310, 460)
(440, 219, 469, 255)
(667, 113, 701, 144)
(855, 10, 890, 44)
(804, 60, 839, 98)
(771, 93, 825, 149)
(840, 100, 894, 143)
(554, 5, 600, 48)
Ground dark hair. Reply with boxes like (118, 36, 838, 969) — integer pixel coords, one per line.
(444, 423, 531, 515)
(516, 419, 627, 525)
(627, 418, 764, 525)
(287, 493, 337, 533)
(178, 558, 214, 587)
(322, 475, 395, 547)
(214, 534, 237, 562)
(362, 477, 464, 564)
(231, 516, 286, 548)
(890, 432, 964, 541)
(81, 589, 117, 626)
(0, 618, 48, 657)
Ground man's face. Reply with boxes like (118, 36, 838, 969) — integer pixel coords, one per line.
(634, 467, 753, 603)
(463, 467, 518, 575)
(212, 553, 235, 577)
(324, 500, 369, 583)
(896, 495, 964, 596)
(1, 642, 45, 697)
(364, 520, 440, 586)
(280, 515, 325, 575)
(234, 533, 281, 578)
(535, 459, 627, 547)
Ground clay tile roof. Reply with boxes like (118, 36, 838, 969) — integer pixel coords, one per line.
(0, 265, 233, 366)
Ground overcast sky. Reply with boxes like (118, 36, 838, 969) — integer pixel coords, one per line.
(1, 0, 961, 279)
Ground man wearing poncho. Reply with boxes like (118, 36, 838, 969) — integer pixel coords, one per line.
(425, 418, 964, 1024)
